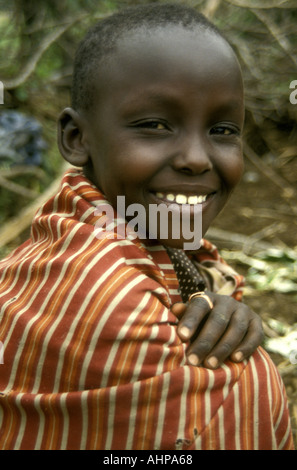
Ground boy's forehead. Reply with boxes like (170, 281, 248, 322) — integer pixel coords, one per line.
(97, 25, 241, 87)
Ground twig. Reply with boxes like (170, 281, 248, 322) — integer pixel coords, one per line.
(0, 165, 45, 179)
(207, 226, 276, 253)
(3, 25, 73, 90)
(202, 0, 222, 17)
(0, 174, 39, 199)
(225, 0, 295, 9)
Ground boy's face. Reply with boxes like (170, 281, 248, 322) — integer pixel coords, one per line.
(79, 26, 244, 248)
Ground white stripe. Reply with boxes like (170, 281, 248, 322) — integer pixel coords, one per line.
(80, 390, 89, 450)
(33, 395, 45, 450)
(105, 387, 117, 450)
(217, 405, 225, 450)
(221, 362, 232, 400)
(204, 369, 214, 427)
(278, 421, 292, 450)
(218, 363, 232, 449)
(258, 348, 277, 449)
(125, 258, 155, 266)
(177, 366, 191, 443)
(169, 288, 180, 296)
(13, 394, 27, 450)
(60, 393, 70, 450)
(249, 355, 259, 449)
(0, 393, 15, 449)
(233, 380, 241, 449)
(140, 379, 154, 450)
(158, 263, 173, 269)
(153, 372, 171, 450)
(80, 205, 99, 222)
(125, 382, 141, 450)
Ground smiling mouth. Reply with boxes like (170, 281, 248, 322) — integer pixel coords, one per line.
(151, 191, 214, 205)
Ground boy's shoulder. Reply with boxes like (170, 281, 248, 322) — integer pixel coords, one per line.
(0, 168, 172, 293)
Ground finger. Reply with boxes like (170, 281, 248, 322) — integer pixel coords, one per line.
(177, 294, 214, 342)
(202, 310, 250, 368)
(230, 316, 264, 362)
(186, 298, 237, 366)
(171, 302, 187, 318)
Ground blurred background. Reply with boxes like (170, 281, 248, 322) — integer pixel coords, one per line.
(0, 0, 296, 445)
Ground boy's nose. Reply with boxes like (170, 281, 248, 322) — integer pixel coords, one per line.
(171, 134, 213, 175)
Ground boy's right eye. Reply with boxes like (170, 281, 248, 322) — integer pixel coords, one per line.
(131, 119, 170, 131)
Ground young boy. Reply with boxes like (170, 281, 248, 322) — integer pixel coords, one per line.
(0, 3, 294, 450)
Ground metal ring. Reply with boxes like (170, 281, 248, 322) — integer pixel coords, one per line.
(188, 291, 214, 310)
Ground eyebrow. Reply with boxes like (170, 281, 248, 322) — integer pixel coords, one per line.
(119, 92, 243, 120)
(118, 92, 178, 115)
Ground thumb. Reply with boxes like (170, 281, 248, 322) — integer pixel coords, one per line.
(171, 302, 187, 318)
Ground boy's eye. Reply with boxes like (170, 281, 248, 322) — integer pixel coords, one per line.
(210, 125, 240, 136)
(133, 120, 169, 131)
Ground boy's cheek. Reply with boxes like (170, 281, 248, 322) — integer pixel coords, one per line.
(221, 151, 244, 188)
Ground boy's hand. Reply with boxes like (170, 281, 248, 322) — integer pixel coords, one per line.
(171, 292, 264, 369)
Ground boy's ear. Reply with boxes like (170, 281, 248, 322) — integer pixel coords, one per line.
(57, 107, 89, 167)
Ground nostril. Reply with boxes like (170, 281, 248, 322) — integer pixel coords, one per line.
(179, 167, 193, 175)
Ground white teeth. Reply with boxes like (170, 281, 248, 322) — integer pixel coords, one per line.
(188, 196, 199, 204)
(154, 192, 208, 204)
(166, 193, 175, 201)
(176, 194, 187, 204)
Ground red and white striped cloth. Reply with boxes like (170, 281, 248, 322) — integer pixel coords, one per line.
(0, 169, 294, 450)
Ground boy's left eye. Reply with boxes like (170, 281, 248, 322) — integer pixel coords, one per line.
(132, 120, 169, 131)
(210, 125, 240, 136)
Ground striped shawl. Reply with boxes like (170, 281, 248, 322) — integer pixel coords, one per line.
(0, 169, 294, 450)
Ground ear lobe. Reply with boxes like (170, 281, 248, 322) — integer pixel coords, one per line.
(57, 107, 89, 167)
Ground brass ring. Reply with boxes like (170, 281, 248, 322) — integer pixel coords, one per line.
(188, 291, 214, 310)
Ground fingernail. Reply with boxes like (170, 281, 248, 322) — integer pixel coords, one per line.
(207, 356, 218, 368)
(233, 351, 243, 362)
(188, 354, 199, 366)
(179, 326, 191, 339)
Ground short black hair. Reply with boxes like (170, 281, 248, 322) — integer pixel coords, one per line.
(71, 2, 225, 112)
